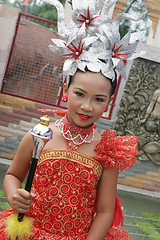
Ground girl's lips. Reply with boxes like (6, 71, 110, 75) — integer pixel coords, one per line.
(77, 113, 91, 121)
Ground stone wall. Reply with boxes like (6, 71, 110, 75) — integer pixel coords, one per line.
(114, 43, 160, 165)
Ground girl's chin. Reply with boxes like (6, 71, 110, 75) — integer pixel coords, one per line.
(78, 123, 93, 129)
(70, 119, 93, 129)
(67, 114, 95, 128)
(75, 119, 94, 129)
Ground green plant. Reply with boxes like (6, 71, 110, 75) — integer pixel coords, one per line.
(134, 212, 160, 240)
(0, 189, 5, 197)
(0, 183, 26, 211)
(0, 202, 10, 211)
(0, 189, 10, 211)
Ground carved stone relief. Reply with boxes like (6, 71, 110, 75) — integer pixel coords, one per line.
(114, 58, 160, 165)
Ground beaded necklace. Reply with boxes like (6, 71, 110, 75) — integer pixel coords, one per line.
(55, 115, 96, 151)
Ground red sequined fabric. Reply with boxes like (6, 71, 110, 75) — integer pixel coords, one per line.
(94, 129, 138, 171)
(0, 129, 138, 239)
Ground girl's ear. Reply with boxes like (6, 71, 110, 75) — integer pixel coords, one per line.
(63, 83, 68, 95)
(104, 96, 114, 112)
(109, 96, 114, 105)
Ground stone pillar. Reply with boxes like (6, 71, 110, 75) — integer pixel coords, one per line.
(0, 4, 19, 90)
(64, 0, 72, 25)
(114, 43, 160, 165)
(112, 1, 160, 165)
(112, 0, 128, 18)
(145, 0, 160, 46)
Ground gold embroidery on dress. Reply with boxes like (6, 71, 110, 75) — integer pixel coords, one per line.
(38, 150, 102, 179)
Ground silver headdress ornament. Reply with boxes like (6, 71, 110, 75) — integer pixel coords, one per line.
(45, 0, 147, 83)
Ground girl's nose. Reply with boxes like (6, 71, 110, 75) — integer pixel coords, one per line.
(80, 100, 93, 112)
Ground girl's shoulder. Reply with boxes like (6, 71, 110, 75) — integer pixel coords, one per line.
(94, 129, 139, 171)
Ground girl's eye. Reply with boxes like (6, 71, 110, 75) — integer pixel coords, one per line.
(75, 92, 84, 97)
(96, 98, 104, 102)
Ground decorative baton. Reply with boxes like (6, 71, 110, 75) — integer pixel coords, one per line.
(17, 115, 52, 223)
(5, 115, 52, 240)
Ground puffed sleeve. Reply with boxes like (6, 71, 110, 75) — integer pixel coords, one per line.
(94, 129, 138, 171)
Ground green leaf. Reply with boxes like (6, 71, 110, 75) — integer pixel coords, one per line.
(143, 212, 160, 228)
(68, 0, 72, 5)
(134, 220, 160, 239)
(0, 190, 5, 197)
(0, 203, 10, 211)
(143, 212, 152, 219)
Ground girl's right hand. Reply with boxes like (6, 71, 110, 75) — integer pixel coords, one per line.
(10, 188, 36, 213)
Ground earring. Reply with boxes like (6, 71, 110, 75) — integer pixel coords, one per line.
(62, 95, 68, 102)
(104, 106, 108, 112)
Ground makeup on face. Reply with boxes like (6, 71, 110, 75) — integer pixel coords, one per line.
(65, 71, 112, 128)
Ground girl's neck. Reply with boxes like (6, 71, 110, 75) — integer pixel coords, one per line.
(55, 115, 96, 151)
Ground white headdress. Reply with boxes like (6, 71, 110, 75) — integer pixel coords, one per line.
(45, 0, 147, 83)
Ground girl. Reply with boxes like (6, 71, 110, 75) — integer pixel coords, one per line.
(0, 0, 145, 238)
(0, 69, 138, 240)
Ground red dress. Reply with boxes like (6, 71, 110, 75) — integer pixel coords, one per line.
(0, 129, 138, 239)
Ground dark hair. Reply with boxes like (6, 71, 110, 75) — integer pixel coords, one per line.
(68, 68, 117, 96)
(109, 69, 117, 96)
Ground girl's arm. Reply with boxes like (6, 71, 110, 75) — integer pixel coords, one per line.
(3, 131, 34, 213)
(86, 167, 119, 240)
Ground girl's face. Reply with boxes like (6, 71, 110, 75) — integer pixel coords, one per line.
(64, 71, 113, 128)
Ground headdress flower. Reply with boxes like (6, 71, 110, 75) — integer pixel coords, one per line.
(45, 0, 147, 81)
